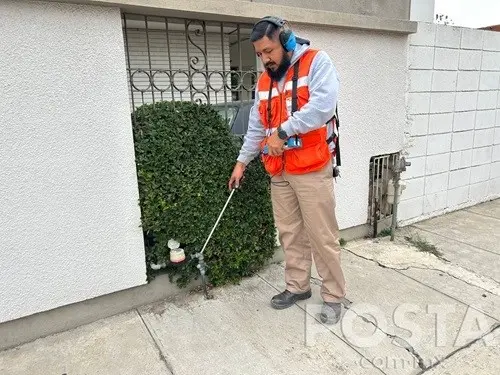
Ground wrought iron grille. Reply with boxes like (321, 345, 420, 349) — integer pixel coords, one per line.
(122, 13, 259, 135)
(368, 152, 400, 229)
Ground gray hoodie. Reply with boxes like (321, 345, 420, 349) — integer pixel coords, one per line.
(236, 42, 340, 166)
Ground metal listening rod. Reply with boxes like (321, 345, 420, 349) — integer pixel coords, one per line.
(199, 188, 236, 256)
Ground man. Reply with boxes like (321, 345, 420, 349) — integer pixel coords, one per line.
(228, 16, 346, 324)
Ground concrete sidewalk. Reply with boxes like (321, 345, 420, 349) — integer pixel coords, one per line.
(1, 200, 499, 375)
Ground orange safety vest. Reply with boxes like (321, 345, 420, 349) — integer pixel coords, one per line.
(257, 49, 331, 176)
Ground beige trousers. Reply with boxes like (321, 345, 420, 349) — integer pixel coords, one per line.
(270, 160, 346, 303)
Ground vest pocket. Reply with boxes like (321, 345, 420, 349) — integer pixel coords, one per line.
(284, 142, 330, 174)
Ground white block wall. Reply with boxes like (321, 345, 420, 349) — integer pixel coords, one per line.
(400, 23, 500, 224)
(0, 1, 147, 323)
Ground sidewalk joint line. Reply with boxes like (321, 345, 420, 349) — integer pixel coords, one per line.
(135, 309, 176, 375)
(410, 226, 500, 257)
(394, 269, 500, 322)
(463, 209, 500, 221)
(415, 323, 500, 375)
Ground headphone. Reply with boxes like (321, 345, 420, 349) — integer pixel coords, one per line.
(252, 16, 297, 52)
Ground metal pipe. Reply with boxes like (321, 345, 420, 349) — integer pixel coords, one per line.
(390, 155, 411, 241)
(390, 168, 400, 241)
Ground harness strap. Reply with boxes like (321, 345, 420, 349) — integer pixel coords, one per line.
(291, 61, 299, 114)
(290, 61, 300, 144)
(267, 78, 273, 127)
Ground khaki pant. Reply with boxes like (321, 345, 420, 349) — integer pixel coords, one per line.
(270, 160, 346, 303)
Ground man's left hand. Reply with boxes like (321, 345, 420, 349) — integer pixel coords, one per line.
(266, 131, 286, 156)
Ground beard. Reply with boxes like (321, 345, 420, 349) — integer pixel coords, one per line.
(266, 51, 291, 81)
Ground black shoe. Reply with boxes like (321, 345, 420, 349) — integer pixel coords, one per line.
(320, 302, 342, 324)
(271, 289, 312, 310)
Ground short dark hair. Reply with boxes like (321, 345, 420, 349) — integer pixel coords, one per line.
(250, 21, 279, 42)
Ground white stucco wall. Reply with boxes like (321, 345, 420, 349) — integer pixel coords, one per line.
(0, 1, 146, 323)
(400, 23, 500, 225)
(293, 25, 409, 229)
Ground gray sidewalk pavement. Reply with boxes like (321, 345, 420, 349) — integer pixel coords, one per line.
(1, 199, 499, 375)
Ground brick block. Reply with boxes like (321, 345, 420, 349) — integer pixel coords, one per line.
(474, 128, 495, 148)
(453, 111, 475, 132)
(402, 177, 425, 200)
(449, 168, 471, 189)
(409, 46, 435, 69)
(475, 110, 496, 129)
(481, 51, 500, 71)
(447, 185, 470, 207)
(409, 70, 433, 92)
(483, 31, 500, 51)
(448, 185, 471, 206)
(410, 23, 436, 47)
(450, 149, 473, 170)
(430, 92, 456, 114)
(398, 196, 424, 221)
(435, 25, 461, 48)
(470, 164, 491, 184)
(426, 153, 450, 175)
(479, 71, 500, 91)
(431, 71, 457, 92)
(427, 133, 452, 155)
(429, 113, 453, 134)
(450, 151, 460, 170)
(425, 172, 449, 194)
(497, 111, 500, 127)
(403, 156, 426, 179)
(409, 114, 429, 136)
(455, 91, 478, 112)
(493, 145, 500, 162)
(469, 181, 489, 202)
(488, 178, 500, 197)
(472, 146, 493, 166)
(482, 52, 500, 72)
(407, 92, 430, 114)
(424, 191, 448, 214)
(495, 128, 500, 145)
(491, 161, 500, 178)
(409, 136, 428, 157)
(457, 71, 480, 91)
(477, 91, 498, 110)
(434, 48, 459, 70)
(452, 130, 474, 151)
(459, 50, 482, 71)
(461, 28, 484, 50)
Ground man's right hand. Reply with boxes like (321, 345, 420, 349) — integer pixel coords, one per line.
(228, 162, 246, 190)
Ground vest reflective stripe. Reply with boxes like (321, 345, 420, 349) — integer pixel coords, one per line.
(284, 76, 308, 91)
(256, 49, 331, 176)
(257, 76, 309, 101)
(258, 88, 278, 101)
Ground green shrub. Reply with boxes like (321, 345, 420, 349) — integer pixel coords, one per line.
(132, 100, 276, 288)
